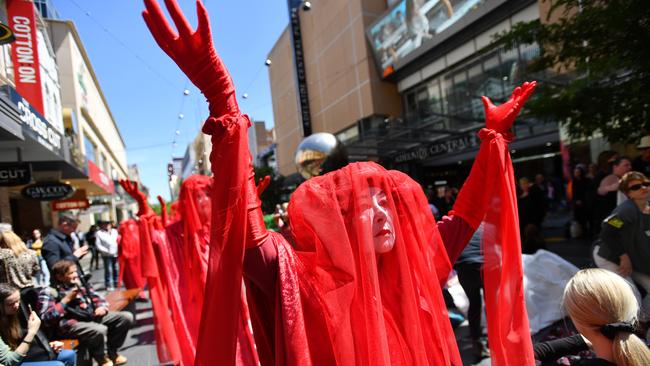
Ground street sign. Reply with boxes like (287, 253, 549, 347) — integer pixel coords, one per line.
(51, 189, 89, 211)
(0, 163, 31, 186)
(21, 182, 74, 201)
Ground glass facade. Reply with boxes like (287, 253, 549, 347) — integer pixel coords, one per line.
(84, 133, 95, 163)
(402, 45, 553, 138)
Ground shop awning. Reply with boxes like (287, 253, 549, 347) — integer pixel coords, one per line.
(341, 113, 559, 165)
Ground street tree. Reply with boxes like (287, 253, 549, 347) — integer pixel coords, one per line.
(492, 0, 650, 143)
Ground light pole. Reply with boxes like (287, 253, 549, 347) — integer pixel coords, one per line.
(287, 0, 312, 136)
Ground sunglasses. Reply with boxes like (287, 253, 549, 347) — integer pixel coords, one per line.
(628, 182, 650, 191)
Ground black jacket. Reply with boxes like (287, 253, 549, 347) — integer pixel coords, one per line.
(42, 229, 78, 270)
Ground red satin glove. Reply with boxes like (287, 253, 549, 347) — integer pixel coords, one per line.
(256, 175, 271, 198)
(157, 195, 168, 227)
(119, 179, 154, 217)
(481, 81, 536, 135)
(142, 0, 238, 117)
(246, 169, 269, 249)
(450, 81, 536, 229)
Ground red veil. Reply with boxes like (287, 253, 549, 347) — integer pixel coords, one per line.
(177, 175, 211, 287)
(165, 175, 212, 342)
(281, 162, 460, 365)
(117, 219, 145, 290)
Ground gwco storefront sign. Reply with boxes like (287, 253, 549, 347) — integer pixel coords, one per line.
(7, 0, 44, 115)
(22, 182, 74, 201)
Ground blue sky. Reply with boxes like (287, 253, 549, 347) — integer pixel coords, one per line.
(53, 0, 288, 202)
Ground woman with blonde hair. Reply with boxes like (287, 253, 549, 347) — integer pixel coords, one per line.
(0, 224, 40, 309)
(535, 268, 650, 365)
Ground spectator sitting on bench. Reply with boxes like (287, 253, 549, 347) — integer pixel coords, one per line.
(39, 260, 133, 366)
(0, 283, 76, 366)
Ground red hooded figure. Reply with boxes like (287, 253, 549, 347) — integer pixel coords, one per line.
(121, 175, 258, 366)
(142, 1, 536, 365)
(119, 180, 189, 365)
(117, 219, 145, 290)
(165, 175, 212, 340)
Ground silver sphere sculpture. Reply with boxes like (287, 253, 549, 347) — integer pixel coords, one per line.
(295, 132, 348, 180)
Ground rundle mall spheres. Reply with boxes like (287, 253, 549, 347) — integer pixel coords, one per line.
(269, 0, 563, 187)
(0, 0, 132, 235)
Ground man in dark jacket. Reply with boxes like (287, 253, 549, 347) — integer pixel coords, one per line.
(42, 215, 88, 271)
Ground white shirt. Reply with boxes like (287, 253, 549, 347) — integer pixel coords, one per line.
(96, 228, 119, 257)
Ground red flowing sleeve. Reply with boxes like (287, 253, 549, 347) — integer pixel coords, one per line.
(195, 114, 252, 366)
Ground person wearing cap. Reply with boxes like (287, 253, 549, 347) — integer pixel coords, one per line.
(632, 135, 650, 176)
(42, 216, 88, 274)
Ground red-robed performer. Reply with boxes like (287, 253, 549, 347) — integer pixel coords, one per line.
(120, 176, 258, 365)
(164, 175, 211, 340)
(142, 1, 537, 365)
(116, 218, 145, 291)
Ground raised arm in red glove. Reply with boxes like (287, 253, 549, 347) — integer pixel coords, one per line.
(143, 0, 237, 117)
(157, 195, 169, 227)
(119, 179, 154, 217)
(449, 81, 536, 231)
(448, 81, 537, 366)
(143, 2, 262, 365)
(256, 175, 271, 197)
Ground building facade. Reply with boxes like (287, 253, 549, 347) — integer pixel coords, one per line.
(268, 0, 566, 189)
(0, 1, 134, 236)
(267, 0, 402, 176)
(47, 19, 133, 227)
(0, 0, 87, 235)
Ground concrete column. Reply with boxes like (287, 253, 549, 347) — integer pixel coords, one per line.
(0, 188, 12, 224)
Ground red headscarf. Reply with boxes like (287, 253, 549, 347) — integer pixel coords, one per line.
(281, 162, 460, 365)
(176, 175, 212, 318)
(117, 219, 145, 290)
(137, 213, 183, 364)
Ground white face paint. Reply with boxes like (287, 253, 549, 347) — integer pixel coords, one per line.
(366, 187, 396, 254)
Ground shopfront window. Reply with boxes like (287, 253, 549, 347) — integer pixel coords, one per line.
(402, 45, 544, 138)
(99, 153, 110, 174)
(84, 134, 96, 163)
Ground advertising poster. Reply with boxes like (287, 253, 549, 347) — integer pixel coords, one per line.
(367, 0, 486, 77)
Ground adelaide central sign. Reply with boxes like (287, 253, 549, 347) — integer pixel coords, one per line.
(22, 182, 74, 201)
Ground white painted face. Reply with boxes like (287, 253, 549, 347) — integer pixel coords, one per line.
(366, 187, 396, 254)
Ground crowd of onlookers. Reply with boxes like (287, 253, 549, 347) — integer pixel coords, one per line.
(418, 136, 650, 364)
(0, 216, 134, 366)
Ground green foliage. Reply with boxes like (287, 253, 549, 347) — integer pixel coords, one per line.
(150, 202, 162, 215)
(492, 0, 650, 143)
(254, 166, 285, 214)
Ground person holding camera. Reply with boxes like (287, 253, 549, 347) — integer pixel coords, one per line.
(38, 261, 133, 366)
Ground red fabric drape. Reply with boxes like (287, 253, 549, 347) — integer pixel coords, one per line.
(150, 225, 196, 366)
(177, 175, 212, 311)
(282, 162, 460, 365)
(117, 219, 145, 289)
(479, 129, 535, 365)
(137, 214, 182, 364)
(196, 114, 253, 366)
